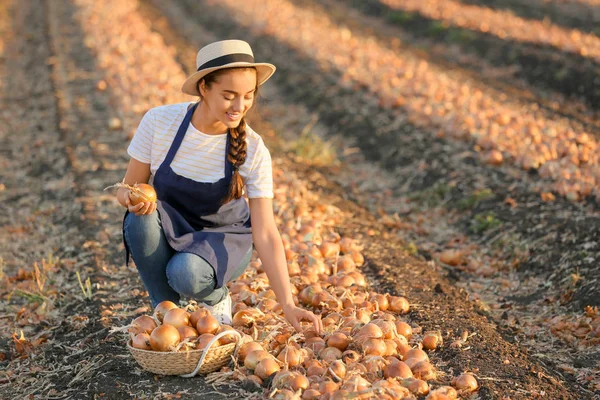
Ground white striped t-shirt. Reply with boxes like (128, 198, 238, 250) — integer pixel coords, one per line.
(127, 102, 273, 199)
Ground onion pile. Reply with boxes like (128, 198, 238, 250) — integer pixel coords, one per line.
(117, 171, 480, 399)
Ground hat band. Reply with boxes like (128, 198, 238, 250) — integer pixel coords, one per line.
(197, 53, 255, 71)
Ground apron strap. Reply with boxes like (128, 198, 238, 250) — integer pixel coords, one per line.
(162, 102, 199, 167)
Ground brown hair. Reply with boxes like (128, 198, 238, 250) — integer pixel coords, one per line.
(197, 67, 258, 204)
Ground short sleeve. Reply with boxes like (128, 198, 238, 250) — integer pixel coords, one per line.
(127, 109, 155, 164)
(245, 138, 274, 199)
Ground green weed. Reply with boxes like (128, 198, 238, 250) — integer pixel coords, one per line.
(76, 271, 93, 300)
(409, 183, 452, 208)
(457, 188, 494, 210)
(428, 21, 448, 36)
(470, 212, 502, 234)
(288, 116, 337, 166)
(386, 11, 415, 25)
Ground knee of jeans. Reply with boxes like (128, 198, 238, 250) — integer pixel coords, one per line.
(124, 211, 159, 233)
(166, 254, 216, 297)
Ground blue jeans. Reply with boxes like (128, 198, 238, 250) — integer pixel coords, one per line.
(123, 211, 252, 308)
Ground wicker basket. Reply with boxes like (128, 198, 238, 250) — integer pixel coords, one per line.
(127, 329, 242, 377)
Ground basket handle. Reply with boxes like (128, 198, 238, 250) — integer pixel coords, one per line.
(180, 329, 242, 378)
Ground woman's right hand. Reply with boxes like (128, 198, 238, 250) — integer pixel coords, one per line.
(126, 192, 157, 216)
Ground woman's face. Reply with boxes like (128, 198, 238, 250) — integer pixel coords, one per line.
(199, 69, 257, 133)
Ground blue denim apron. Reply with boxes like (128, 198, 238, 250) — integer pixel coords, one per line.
(124, 102, 253, 288)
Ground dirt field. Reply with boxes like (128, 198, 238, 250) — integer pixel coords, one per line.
(1, 0, 598, 399)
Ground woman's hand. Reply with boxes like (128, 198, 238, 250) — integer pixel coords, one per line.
(282, 304, 322, 334)
(126, 193, 157, 216)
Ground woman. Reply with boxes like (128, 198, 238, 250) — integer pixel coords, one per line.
(117, 40, 321, 333)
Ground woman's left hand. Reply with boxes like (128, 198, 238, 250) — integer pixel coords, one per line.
(282, 304, 322, 334)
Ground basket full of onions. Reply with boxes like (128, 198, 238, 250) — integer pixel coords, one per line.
(125, 301, 243, 377)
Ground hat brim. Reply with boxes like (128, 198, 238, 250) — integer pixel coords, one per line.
(181, 62, 276, 96)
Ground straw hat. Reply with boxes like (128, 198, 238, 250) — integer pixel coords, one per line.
(181, 40, 276, 96)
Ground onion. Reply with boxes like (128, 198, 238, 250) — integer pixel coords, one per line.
(362, 338, 386, 356)
(177, 326, 198, 340)
(217, 325, 238, 345)
(355, 309, 372, 324)
(452, 373, 478, 392)
(388, 296, 410, 314)
(397, 342, 412, 357)
(395, 321, 412, 340)
(337, 255, 356, 272)
(371, 294, 389, 311)
(342, 350, 360, 364)
(163, 308, 190, 329)
(411, 360, 436, 380)
(349, 251, 364, 266)
(273, 371, 309, 391)
(254, 357, 280, 379)
(128, 315, 157, 335)
(341, 375, 370, 391)
(422, 332, 441, 350)
(371, 319, 395, 340)
(195, 314, 220, 335)
(128, 183, 157, 205)
(302, 389, 321, 400)
(277, 346, 302, 367)
(404, 348, 429, 364)
(244, 349, 271, 371)
(327, 332, 350, 351)
(339, 237, 356, 253)
(229, 281, 249, 295)
(383, 339, 398, 356)
(232, 302, 248, 314)
(232, 309, 260, 327)
(318, 380, 339, 395)
(358, 323, 383, 339)
(149, 324, 180, 351)
(328, 359, 347, 380)
(131, 332, 152, 350)
(319, 346, 342, 363)
(238, 341, 264, 363)
(401, 377, 430, 396)
(189, 308, 210, 327)
(428, 386, 458, 399)
(384, 361, 412, 379)
(305, 337, 326, 353)
(320, 242, 340, 258)
(196, 333, 215, 350)
(306, 360, 327, 377)
(154, 300, 178, 322)
(348, 271, 366, 286)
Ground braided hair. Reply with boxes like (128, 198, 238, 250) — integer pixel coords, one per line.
(197, 67, 258, 204)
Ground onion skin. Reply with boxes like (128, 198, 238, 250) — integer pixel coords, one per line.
(149, 324, 180, 352)
(128, 183, 157, 205)
(452, 373, 478, 392)
(128, 315, 157, 335)
(319, 346, 342, 363)
(131, 332, 152, 350)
